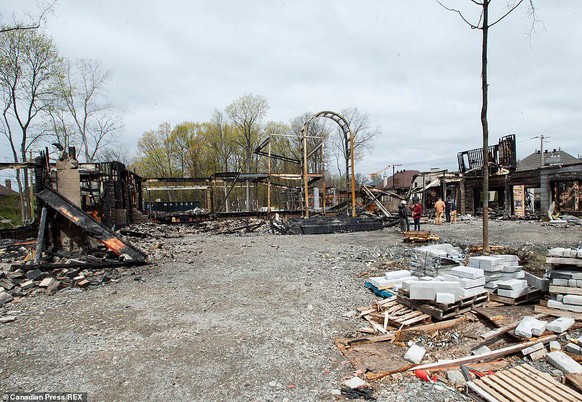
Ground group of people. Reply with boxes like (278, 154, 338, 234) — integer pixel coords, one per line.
(434, 196, 457, 225)
(398, 196, 457, 232)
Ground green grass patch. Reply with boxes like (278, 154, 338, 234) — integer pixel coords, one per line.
(0, 194, 22, 228)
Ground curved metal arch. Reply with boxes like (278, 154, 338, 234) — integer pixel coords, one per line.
(301, 111, 357, 217)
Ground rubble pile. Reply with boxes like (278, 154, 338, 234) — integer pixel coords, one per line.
(123, 218, 269, 238)
(0, 262, 135, 306)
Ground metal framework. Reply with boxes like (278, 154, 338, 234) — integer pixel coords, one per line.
(301, 111, 356, 217)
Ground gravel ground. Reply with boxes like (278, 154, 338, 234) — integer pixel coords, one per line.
(0, 218, 580, 401)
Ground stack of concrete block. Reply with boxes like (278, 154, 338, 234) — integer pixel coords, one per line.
(548, 247, 582, 259)
(402, 265, 486, 303)
(443, 266, 486, 299)
(546, 247, 582, 312)
(403, 280, 463, 301)
(368, 270, 417, 291)
(468, 255, 527, 293)
(548, 295, 582, 313)
(410, 244, 463, 277)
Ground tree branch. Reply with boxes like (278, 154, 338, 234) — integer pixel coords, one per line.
(436, 0, 480, 29)
(489, 0, 525, 28)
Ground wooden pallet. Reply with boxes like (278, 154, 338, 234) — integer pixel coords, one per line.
(546, 257, 582, 267)
(549, 285, 582, 296)
(364, 299, 431, 328)
(402, 231, 439, 243)
(534, 305, 582, 321)
(490, 288, 543, 305)
(467, 363, 582, 402)
(397, 290, 489, 321)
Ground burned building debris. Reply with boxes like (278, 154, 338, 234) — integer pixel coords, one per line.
(457, 135, 582, 218)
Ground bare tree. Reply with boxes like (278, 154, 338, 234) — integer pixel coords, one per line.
(99, 145, 131, 166)
(438, 0, 535, 253)
(225, 93, 269, 172)
(0, 29, 63, 222)
(0, 1, 56, 34)
(58, 59, 122, 162)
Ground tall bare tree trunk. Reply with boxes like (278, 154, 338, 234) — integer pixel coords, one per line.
(481, 0, 490, 254)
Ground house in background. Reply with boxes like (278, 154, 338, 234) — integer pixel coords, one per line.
(410, 169, 462, 214)
(374, 169, 419, 212)
(456, 132, 581, 217)
(512, 149, 582, 216)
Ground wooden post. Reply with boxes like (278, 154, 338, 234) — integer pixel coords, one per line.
(349, 129, 356, 217)
(267, 140, 271, 213)
(29, 150, 34, 220)
(303, 129, 309, 218)
(322, 141, 326, 215)
(34, 205, 48, 265)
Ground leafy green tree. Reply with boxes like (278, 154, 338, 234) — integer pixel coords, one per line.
(203, 110, 237, 173)
(133, 123, 177, 177)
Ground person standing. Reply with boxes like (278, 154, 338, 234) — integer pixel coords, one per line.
(412, 199, 422, 231)
(434, 197, 445, 225)
(451, 200, 457, 223)
(445, 197, 454, 223)
(398, 200, 410, 232)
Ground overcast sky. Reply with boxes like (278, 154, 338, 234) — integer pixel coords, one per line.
(2, 0, 581, 178)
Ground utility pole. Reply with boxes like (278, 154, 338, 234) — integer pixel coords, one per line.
(532, 135, 550, 167)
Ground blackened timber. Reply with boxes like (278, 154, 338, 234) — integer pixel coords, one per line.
(18, 260, 145, 272)
(34, 205, 48, 265)
(36, 188, 146, 262)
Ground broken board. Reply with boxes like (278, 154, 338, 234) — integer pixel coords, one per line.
(335, 338, 413, 380)
(37, 188, 146, 262)
(467, 363, 582, 402)
(534, 305, 582, 321)
(362, 299, 431, 329)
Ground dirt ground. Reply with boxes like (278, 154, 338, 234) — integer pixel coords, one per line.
(0, 218, 580, 401)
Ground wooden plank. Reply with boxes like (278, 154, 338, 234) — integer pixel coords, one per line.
(365, 364, 416, 381)
(465, 361, 510, 372)
(535, 305, 582, 321)
(506, 366, 577, 402)
(550, 286, 582, 296)
(400, 314, 430, 326)
(409, 334, 558, 371)
(519, 365, 582, 401)
(496, 370, 554, 402)
(520, 364, 582, 401)
(346, 333, 395, 345)
(547, 257, 582, 267)
(566, 373, 582, 395)
(481, 376, 529, 402)
(468, 381, 508, 402)
(364, 316, 387, 334)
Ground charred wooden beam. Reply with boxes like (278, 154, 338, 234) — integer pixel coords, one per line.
(36, 188, 146, 263)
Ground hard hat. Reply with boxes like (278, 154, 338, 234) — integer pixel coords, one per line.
(401, 200, 406, 204)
